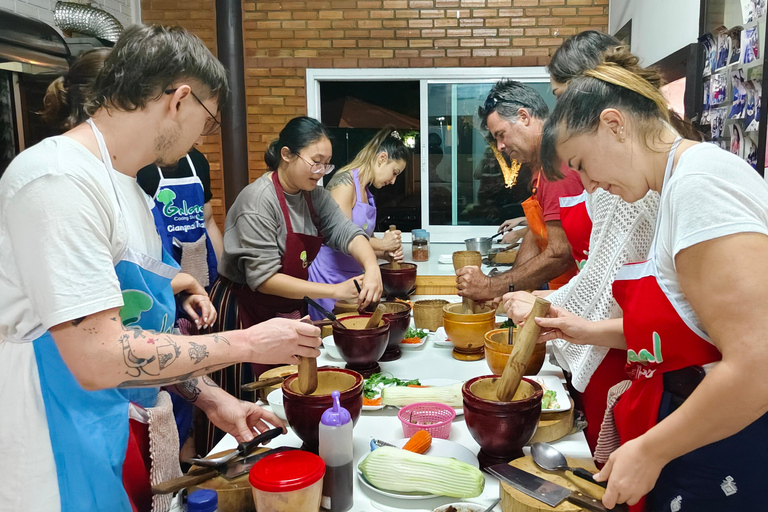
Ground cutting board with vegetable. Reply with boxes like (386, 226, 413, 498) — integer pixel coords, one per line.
(499, 456, 602, 512)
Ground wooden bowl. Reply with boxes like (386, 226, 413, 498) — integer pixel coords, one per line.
(332, 299, 360, 315)
(484, 328, 546, 376)
(332, 315, 390, 377)
(282, 368, 363, 453)
(413, 299, 449, 331)
(462, 376, 543, 469)
(380, 301, 411, 361)
(380, 262, 418, 298)
(452, 250, 482, 271)
(442, 303, 496, 361)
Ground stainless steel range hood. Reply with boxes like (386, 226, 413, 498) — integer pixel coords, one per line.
(0, 9, 71, 74)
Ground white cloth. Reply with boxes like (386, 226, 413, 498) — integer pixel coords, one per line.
(0, 135, 162, 512)
(547, 187, 660, 392)
(652, 142, 768, 337)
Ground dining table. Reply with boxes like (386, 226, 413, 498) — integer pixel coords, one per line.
(206, 295, 593, 512)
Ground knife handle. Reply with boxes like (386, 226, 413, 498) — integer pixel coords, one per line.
(237, 426, 284, 455)
(151, 467, 218, 494)
(567, 491, 629, 512)
(571, 467, 608, 488)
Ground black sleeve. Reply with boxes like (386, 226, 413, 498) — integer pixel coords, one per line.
(136, 164, 160, 197)
(188, 148, 213, 203)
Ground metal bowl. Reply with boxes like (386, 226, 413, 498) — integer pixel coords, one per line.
(464, 236, 492, 256)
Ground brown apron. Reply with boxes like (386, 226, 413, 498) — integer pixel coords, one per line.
(233, 171, 325, 377)
(520, 171, 577, 290)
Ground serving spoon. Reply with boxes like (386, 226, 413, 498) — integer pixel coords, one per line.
(531, 442, 607, 488)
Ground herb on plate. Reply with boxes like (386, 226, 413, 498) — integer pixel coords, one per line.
(363, 372, 421, 402)
(541, 389, 559, 410)
(402, 327, 428, 344)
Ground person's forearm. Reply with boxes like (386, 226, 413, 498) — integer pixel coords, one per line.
(259, 273, 340, 300)
(171, 272, 206, 296)
(205, 203, 224, 260)
(513, 229, 539, 267)
(637, 358, 768, 468)
(369, 236, 387, 252)
(50, 308, 253, 391)
(168, 374, 221, 405)
(348, 234, 381, 274)
(588, 318, 627, 349)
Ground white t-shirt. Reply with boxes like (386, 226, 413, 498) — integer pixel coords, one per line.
(0, 136, 161, 341)
(653, 142, 768, 337)
(0, 136, 160, 512)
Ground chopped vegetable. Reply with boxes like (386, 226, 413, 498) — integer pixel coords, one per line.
(404, 327, 428, 339)
(363, 372, 421, 400)
(401, 337, 423, 344)
(541, 389, 559, 410)
(499, 319, 516, 329)
(363, 396, 383, 407)
(359, 446, 485, 498)
(381, 382, 462, 407)
(402, 430, 432, 454)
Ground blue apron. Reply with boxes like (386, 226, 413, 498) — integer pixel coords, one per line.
(33, 119, 179, 512)
(152, 155, 218, 287)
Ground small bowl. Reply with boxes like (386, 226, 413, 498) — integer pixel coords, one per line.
(321, 335, 342, 360)
(266, 388, 287, 423)
(464, 236, 492, 256)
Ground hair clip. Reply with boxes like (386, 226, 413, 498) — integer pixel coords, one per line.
(390, 130, 402, 140)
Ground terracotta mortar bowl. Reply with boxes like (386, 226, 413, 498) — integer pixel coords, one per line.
(332, 315, 390, 378)
(484, 328, 546, 376)
(443, 303, 496, 361)
(282, 368, 363, 453)
(380, 262, 417, 298)
(462, 375, 543, 469)
(380, 302, 411, 361)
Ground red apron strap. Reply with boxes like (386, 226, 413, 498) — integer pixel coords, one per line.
(303, 190, 323, 238)
(271, 171, 295, 235)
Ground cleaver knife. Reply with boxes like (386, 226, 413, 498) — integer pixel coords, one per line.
(486, 463, 628, 512)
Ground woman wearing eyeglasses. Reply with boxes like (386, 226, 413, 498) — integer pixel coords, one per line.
(307, 127, 410, 320)
(209, 117, 382, 379)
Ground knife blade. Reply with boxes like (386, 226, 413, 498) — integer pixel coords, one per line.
(151, 427, 284, 495)
(486, 463, 627, 512)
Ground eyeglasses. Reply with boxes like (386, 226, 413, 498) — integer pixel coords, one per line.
(296, 153, 335, 175)
(164, 88, 221, 136)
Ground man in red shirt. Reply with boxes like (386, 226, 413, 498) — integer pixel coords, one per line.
(458, 79, 584, 300)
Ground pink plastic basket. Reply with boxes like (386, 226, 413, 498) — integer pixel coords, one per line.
(397, 402, 456, 439)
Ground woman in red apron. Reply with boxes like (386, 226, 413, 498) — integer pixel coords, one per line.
(536, 56, 768, 510)
(558, 190, 591, 268)
(206, 117, 382, 450)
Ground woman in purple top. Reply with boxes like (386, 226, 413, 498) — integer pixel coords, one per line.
(308, 128, 410, 319)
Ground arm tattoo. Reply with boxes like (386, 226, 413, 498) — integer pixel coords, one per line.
(325, 170, 355, 191)
(188, 341, 209, 364)
(211, 333, 230, 345)
(202, 375, 219, 387)
(116, 363, 231, 388)
(174, 378, 201, 402)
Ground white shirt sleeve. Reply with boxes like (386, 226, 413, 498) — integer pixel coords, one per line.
(6, 174, 123, 329)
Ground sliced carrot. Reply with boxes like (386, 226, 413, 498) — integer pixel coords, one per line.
(401, 337, 422, 344)
(363, 396, 382, 406)
(407, 385, 429, 388)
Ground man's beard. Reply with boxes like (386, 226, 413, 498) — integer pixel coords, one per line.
(153, 123, 191, 167)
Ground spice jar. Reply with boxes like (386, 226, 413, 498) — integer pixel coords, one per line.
(411, 229, 430, 262)
(249, 450, 325, 512)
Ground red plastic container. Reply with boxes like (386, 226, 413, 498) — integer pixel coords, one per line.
(249, 450, 325, 511)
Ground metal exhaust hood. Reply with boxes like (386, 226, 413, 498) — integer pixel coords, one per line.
(0, 8, 71, 74)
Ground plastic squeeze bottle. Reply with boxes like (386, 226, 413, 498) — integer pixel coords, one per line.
(318, 390, 353, 512)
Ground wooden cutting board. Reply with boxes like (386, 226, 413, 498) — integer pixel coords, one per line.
(531, 397, 575, 444)
(187, 448, 265, 512)
(500, 456, 604, 512)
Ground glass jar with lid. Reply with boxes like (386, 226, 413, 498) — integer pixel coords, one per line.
(411, 229, 430, 262)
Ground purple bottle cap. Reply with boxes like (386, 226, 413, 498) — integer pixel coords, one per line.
(320, 390, 351, 426)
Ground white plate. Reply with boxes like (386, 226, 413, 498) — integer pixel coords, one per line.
(321, 335, 343, 360)
(357, 438, 479, 500)
(396, 378, 464, 416)
(428, 327, 453, 347)
(531, 375, 571, 413)
(438, 254, 453, 264)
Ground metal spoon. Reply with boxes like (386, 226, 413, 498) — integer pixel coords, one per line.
(482, 497, 501, 511)
(531, 442, 607, 488)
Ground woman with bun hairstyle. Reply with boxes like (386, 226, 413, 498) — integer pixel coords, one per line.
(534, 52, 768, 510)
(307, 127, 409, 319)
(210, 116, 382, 358)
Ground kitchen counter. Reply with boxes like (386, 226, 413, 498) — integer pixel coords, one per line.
(208, 295, 592, 512)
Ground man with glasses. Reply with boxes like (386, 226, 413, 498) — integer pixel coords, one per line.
(457, 79, 584, 301)
(0, 25, 320, 511)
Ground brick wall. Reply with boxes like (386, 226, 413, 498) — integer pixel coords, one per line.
(140, 0, 608, 224)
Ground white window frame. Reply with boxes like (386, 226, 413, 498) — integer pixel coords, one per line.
(306, 67, 551, 242)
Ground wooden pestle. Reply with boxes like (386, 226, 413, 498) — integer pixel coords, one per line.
(453, 250, 482, 314)
(365, 303, 386, 329)
(496, 297, 551, 401)
(297, 317, 318, 395)
(389, 225, 400, 270)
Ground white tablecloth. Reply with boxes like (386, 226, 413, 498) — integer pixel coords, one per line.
(210, 296, 592, 512)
